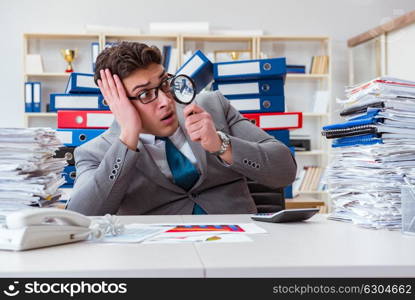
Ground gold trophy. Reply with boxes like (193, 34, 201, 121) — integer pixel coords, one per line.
(60, 49, 78, 73)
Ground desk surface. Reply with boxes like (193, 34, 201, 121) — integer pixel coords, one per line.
(1, 214, 415, 278)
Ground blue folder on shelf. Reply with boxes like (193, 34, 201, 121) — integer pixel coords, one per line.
(228, 95, 285, 113)
(32, 82, 41, 112)
(213, 78, 284, 98)
(265, 129, 290, 147)
(65, 72, 100, 94)
(213, 57, 286, 82)
(24, 82, 33, 112)
(56, 128, 105, 147)
(62, 165, 76, 187)
(91, 42, 99, 72)
(50, 93, 108, 111)
(175, 50, 213, 94)
(162, 45, 172, 70)
(286, 65, 305, 74)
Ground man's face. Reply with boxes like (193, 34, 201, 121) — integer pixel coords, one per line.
(122, 63, 179, 137)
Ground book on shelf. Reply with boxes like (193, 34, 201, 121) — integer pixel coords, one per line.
(296, 166, 325, 192)
(310, 55, 329, 74)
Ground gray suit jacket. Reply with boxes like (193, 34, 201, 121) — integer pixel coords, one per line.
(67, 91, 297, 215)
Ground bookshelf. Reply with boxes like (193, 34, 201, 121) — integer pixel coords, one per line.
(257, 36, 331, 204)
(23, 33, 100, 128)
(22, 33, 332, 206)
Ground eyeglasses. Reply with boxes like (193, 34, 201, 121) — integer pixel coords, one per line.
(127, 74, 175, 104)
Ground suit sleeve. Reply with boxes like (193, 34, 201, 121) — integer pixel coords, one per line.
(66, 138, 140, 215)
(215, 91, 297, 188)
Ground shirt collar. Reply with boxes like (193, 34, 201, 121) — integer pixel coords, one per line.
(139, 126, 184, 146)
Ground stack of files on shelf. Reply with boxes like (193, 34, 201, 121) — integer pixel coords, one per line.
(322, 77, 415, 229)
(24, 81, 41, 112)
(53, 72, 110, 188)
(213, 57, 302, 198)
(0, 128, 67, 213)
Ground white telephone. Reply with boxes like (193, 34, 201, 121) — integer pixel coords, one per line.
(0, 208, 92, 251)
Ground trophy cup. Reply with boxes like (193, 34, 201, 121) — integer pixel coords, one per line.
(60, 49, 78, 73)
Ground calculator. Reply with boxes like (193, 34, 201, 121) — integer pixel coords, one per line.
(251, 208, 319, 223)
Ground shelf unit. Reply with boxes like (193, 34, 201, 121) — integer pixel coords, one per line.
(23, 33, 101, 128)
(256, 36, 331, 204)
(22, 33, 332, 207)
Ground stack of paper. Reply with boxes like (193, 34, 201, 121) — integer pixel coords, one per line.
(0, 128, 67, 212)
(322, 77, 415, 229)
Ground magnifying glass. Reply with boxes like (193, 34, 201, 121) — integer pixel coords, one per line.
(170, 74, 196, 105)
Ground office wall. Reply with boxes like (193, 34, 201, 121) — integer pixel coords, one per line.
(0, 0, 414, 127)
(387, 22, 415, 79)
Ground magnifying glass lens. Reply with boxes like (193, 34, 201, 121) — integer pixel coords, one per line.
(171, 75, 196, 105)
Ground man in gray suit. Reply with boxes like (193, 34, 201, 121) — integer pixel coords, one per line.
(67, 41, 296, 216)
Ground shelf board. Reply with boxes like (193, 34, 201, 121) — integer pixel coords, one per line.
(25, 113, 57, 117)
(298, 191, 328, 195)
(259, 36, 330, 41)
(302, 112, 329, 117)
(286, 74, 329, 79)
(295, 150, 327, 156)
(104, 34, 178, 41)
(25, 73, 70, 78)
(182, 35, 254, 42)
(24, 33, 99, 40)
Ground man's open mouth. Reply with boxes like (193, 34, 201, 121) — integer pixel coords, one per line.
(161, 112, 173, 121)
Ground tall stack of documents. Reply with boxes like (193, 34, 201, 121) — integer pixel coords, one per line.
(322, 77, 415, 229)
(52, 73, 109, 188)
(0, 128, 67, 212)
(212, 57, 302, 198)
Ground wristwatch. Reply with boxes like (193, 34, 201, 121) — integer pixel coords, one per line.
(210, 131, 231, 156)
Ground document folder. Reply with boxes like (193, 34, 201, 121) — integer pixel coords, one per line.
(56, 129, 105, 147)
(32, 82, 41, 112)
(53, 146, 76, 165)
(62, 165, 76, 187)
(243, 112, 302, 130)
(213, 79, 284, 98)
(24, 82, 33, 112)
(175, 50, 213, 93)
(50, 94, 109, 111)
(213, 57, 286, 81)
(265, 129, 290, 146)
(228, 96, 285, 113)
(65, 72, 100, 94)
(57, 111, 113, 129)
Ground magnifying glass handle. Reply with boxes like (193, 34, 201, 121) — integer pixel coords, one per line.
(187, 99, 197, 116)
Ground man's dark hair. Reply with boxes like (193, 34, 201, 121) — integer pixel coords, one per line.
(94, 41, 162, 85)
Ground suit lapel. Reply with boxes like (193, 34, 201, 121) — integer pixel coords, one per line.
(103, 120, 183, 193)
(103, 106, 208, 193)
(135, 142, 184, 193)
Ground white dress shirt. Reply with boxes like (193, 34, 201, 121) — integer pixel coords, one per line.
(139, 127, 199, 180)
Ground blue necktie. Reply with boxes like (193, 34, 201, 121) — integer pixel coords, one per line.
(159, 137, 206, 214)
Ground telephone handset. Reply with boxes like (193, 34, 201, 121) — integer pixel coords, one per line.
(0, 208, 92, 251)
